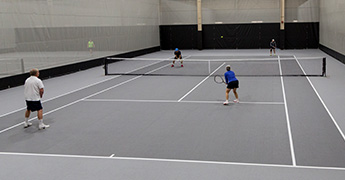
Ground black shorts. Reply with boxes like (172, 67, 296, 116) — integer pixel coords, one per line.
(26, 100, 43, 112)
(227, 80, 239, 89)
(174, 56, 182, 59)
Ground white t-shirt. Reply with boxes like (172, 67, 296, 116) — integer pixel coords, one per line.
(24, 76, 44, 101)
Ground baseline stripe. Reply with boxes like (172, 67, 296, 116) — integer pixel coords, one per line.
(0, 152, 344, 171)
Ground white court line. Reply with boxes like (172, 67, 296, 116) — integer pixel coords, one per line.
(0, 61, 171, 134)
(1, 152, 345, 171)
(145, 62, 171, 74)
(0, 60, 167, 118)
(178, 62, 225, 102)
(171, 55, 191, 64)
(182, 55, 191, 60)
(85, 99, 177, 103)
(0, 76, 142, 135)
(184, 55, 191, 59)
(0, 76, 118, 118)
(83, 99, 284, 105)
(294, 55, 345, 143)
(278, 55, 297, 166)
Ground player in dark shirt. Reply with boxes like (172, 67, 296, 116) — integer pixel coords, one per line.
(172, 48, 183, 67)
(270, 39, 276, 56)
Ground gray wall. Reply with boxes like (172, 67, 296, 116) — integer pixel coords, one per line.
(287, 0, 319, 22)
(320, 0, 345, 55)
(160, 0, 319, 25)
(0, 28, 16, 53)
(0, 0, 159, 75)
(0, 0, 159, 52)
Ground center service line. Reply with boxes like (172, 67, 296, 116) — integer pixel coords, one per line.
(178, 62, 225, 102)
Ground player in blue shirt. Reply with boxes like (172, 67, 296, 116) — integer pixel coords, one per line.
(223, 65, 239, 105)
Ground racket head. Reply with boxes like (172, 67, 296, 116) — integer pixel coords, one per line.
(214, 75, 225, 84)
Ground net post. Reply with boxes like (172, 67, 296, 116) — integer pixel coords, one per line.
(208, 60, 210, 75)
(322, 57, 326, 77)
(21, 58, 25, 73)
(104, 58, 108, 75)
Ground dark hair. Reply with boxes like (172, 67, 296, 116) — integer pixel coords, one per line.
(226, 65, 231, 71)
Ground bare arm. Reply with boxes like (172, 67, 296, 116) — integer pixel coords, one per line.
(39, 88, 44, 98)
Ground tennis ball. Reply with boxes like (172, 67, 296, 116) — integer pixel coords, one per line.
(221, 36, 223, 38)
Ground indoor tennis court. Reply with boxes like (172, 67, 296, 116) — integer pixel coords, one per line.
(1, 1, 345, 179)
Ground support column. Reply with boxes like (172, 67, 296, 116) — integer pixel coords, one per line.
(280, 0, 285, 50)
(197, 0, 203, 50)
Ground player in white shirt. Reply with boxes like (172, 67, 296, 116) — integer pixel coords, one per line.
(24, 69, 49, 129)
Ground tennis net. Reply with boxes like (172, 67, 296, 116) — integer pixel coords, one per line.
(104, 56, 326, 77)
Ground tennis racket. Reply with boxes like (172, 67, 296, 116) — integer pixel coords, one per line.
(214, 75, 226, 84)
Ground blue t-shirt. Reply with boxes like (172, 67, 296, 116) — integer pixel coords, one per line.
(224, 70, 237, 84)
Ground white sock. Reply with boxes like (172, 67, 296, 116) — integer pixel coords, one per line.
(38, 119, 43, 125)
(25, 117, 29, 124)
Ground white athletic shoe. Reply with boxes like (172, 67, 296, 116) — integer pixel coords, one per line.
(39, 123, 50, 130)
(24, 122, 32, 128)
(233, 99, 240, 103)
(223, 100, 229, 105)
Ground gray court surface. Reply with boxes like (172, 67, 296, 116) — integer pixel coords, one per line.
(1, 49, 345, 179)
